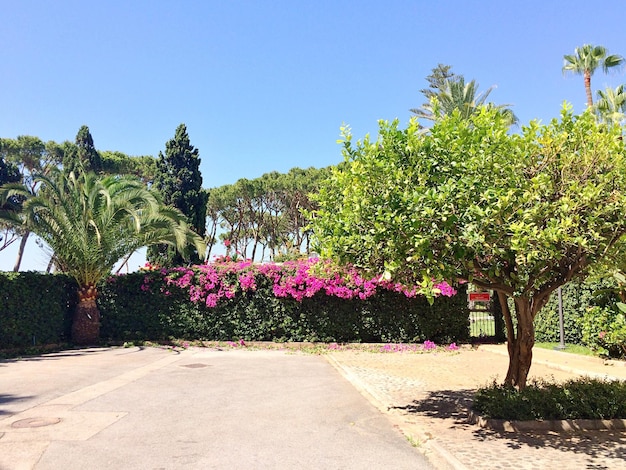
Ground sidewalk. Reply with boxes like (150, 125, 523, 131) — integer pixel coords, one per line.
(327, 344, 626, 470)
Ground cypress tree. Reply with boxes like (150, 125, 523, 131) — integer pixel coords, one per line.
(147, 123, 207, 266)
(64, 125, 102, 174)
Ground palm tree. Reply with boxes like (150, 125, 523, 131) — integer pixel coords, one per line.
(594, 84, 626, 126)
(563, 44, 624, 108)
(0, 169, 205, 344)
(412, 77, 518, 126)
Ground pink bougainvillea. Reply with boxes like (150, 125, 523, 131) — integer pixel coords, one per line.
(144, 258, 456, 309)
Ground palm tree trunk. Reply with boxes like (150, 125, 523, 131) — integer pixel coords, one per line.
(71, 284, 101, 345)
(585, 70, 594, 107)
(13, 230, 30, 272)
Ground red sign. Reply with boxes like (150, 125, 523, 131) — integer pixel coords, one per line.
(468, 292, 491, 302)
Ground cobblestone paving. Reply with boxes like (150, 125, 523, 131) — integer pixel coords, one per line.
(329, 349, 626, 470)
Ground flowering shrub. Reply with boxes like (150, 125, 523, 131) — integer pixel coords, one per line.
(97, 262, 469, 344)
(153, 258, 456, 309)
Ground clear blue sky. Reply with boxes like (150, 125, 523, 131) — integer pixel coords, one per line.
(2, 0, 626, 271)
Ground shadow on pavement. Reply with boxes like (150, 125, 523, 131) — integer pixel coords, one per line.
(0, 346, 156, 364)
(0, 393, 32, 416)
(392, 388, 474, 424)
(395, 388, 626, 466)
(473, 427, 626, 465)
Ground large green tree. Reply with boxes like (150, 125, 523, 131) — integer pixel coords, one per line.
(410, 63, 459, 115)
(99, 150, 157, 183)
(563, 44, 624, 108)
(148, 124, 207, 266)
(312, 106, 626, 389)
(0, 151, 20, 251)
(205, 167, 328, 261)
(0, 169, 205, 344)
(63, 125, 103, 174)
(0, 136, 64, 269)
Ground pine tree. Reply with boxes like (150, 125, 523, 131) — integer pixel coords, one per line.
(147, 124, 207, 266)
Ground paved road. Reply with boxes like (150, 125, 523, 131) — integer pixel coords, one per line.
(0, 347, 432, 470)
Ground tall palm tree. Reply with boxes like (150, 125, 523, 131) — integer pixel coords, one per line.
(563, 44, 624, 108)
(1, 169, 205, 344)
(594, 84, 626, 126)
(412, 77, 518, 126)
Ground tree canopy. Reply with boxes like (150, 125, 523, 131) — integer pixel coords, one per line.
(148, 124, 207, 266)
(594, 84, 626, 126)
(63, 125, 103, 174)
(312, 105, 626, 388)
(205, 167, 328, 261)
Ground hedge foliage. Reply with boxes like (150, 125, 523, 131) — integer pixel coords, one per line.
(0, 272, 77, 348)
(533, 278, 617, 345)
(98, 269, 470, 344)
(0, 266, 470, 348)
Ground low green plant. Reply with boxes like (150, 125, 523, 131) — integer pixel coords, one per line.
(98, 270, 469, 344)
(473, 377, 626, 420)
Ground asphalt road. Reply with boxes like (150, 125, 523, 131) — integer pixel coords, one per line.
(0, 347, 433, 469)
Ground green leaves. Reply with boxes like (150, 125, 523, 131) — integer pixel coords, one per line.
(149, 123, 206, 266)
(17, 169, 205, 289)
(313, 105, 626, 300)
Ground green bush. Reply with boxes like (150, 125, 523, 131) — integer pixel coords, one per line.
(0, 272, 76, 348)
(98, 271, 470, 344)
(534, 279, 617, 345)
(1, 268, 469, 348)
(473, 377, 626, 420)
(581, 304, 626, 358)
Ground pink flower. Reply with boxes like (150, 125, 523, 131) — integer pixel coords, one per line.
(447, 342, 459, 350)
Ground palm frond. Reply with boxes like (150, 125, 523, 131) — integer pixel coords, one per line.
(20, 168, 205, 287)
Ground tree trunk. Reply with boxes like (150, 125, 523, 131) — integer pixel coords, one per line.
(71, 284, 100, 345)
(13, 230, 30, 272)
(251, 239, 258, 262)
(504, 297, 535, 389)
(115, 253, 133, 274)
(585, 70, 593, 108)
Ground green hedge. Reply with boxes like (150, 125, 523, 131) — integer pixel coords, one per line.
(1, 271, 470, 348)
(0, 272, 77, 348)
(533, 279, 617, 345)
(98, 272, 470, 344)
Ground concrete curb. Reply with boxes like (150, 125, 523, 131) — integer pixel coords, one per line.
(468, 411, 626, 432)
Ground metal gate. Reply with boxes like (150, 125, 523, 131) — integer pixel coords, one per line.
(468, 289, 500, 341)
